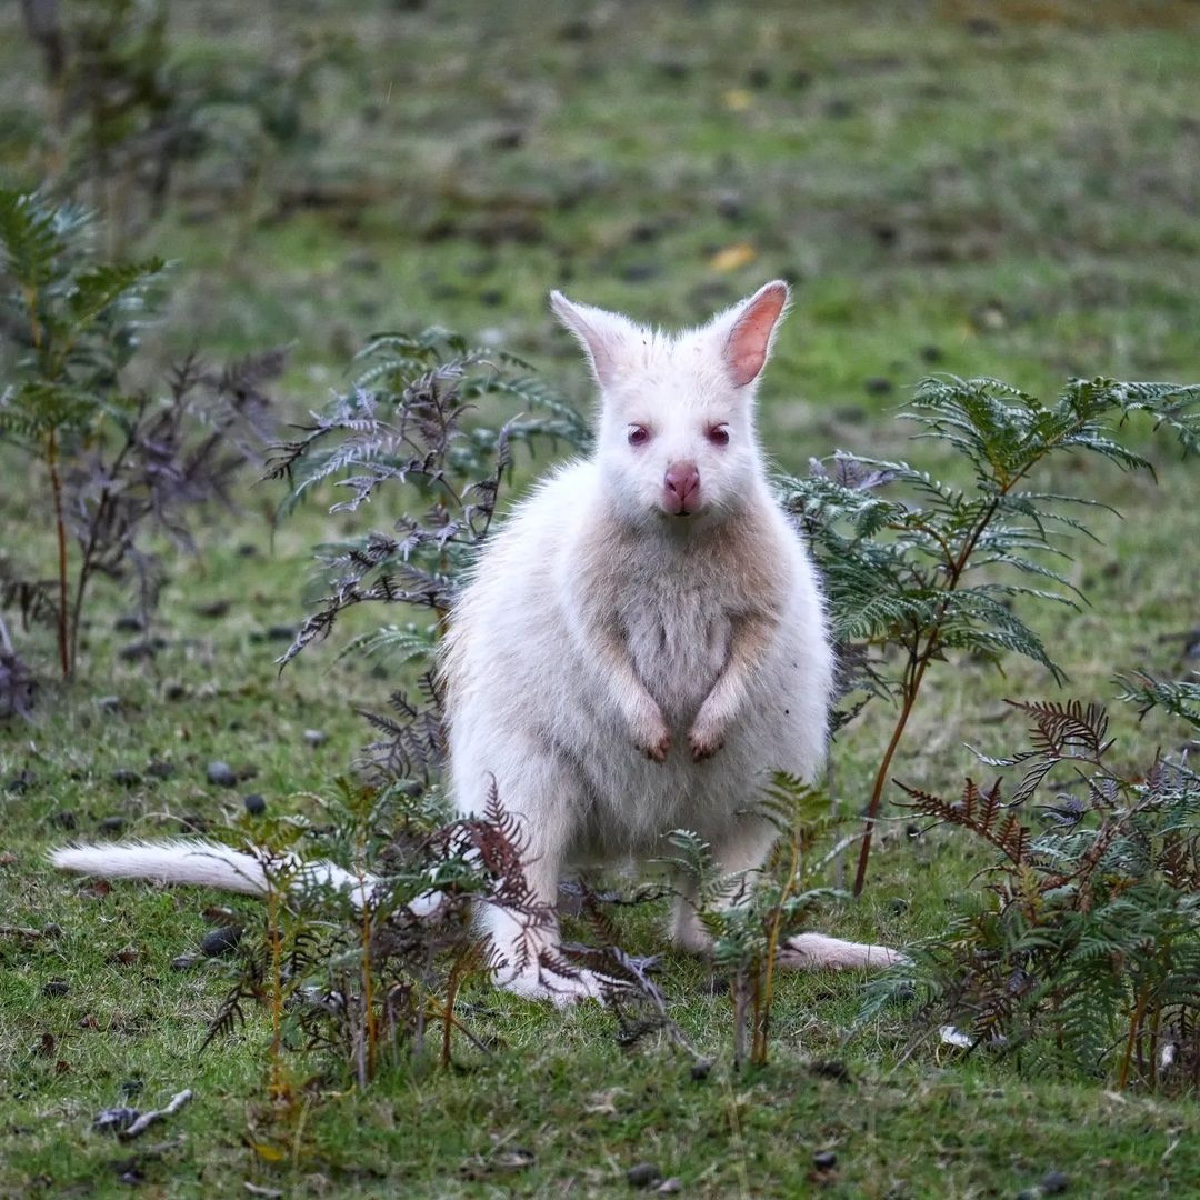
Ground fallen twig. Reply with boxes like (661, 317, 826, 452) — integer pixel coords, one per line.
(118, 1089, 193, 1141)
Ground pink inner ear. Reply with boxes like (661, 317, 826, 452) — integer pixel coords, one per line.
(724, 284, 788, 387)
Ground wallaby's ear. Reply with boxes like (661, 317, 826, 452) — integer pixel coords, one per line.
(715, 280, 791, 388)
(550, 291, 639, 389)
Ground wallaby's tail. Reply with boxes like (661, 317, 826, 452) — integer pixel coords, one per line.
(50, 839, 374, 906)
(780, 931, 906, 970)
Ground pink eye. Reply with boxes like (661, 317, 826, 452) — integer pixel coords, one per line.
(706, 424, 730, 447)
(628, 425, 651, 447)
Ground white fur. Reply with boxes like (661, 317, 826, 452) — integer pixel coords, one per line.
(443, 281, 901, 999)
(49, 840, 381, 912)
(50, 282, 902, 1003)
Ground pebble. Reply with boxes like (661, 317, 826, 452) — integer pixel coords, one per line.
(243, 793, 266, 815)
(627, 1162, 662, 1189)
(42, 980, 70, 997)
(200, 926, 242, 958)
(812, 1150, 838, 1170)
(206, 761, 238, 788)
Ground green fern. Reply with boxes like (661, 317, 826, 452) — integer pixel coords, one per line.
(781, 373, 1200, 895)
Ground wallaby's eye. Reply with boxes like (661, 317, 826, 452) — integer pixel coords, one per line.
(706, 424, 730, 447)
(628, 424, 651, 447)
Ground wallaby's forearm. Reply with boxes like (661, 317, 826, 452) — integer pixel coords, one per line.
(689, 609, 778, 760)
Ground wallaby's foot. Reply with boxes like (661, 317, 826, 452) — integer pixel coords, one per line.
(495, 962, 609, 1007)
(779, 931, 906, 970)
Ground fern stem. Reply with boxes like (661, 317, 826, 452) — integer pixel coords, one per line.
(853, 670, 921, 896)
(754, 830, 802, 1066)
(46, 428, 72, 679)
(854, 496, 1001, 896)
(268, 885, 285, 1101)
(1118, 986, 1151, 1092)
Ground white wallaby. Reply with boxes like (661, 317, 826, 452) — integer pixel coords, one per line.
(52, 281, 901, 1003)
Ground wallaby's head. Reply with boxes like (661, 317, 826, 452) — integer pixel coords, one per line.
(550, 281, 790, 529)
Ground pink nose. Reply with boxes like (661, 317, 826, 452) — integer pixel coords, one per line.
(663, 461, 701, 514)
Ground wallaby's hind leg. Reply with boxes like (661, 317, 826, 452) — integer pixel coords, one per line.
(669, 818, 903, 970)
(669, 817, 777, 954)
(468, 742, 608, 1005)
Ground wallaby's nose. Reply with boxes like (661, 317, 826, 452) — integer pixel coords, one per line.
(663, 461, 701, 515)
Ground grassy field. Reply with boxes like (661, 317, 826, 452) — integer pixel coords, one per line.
(2, 1, 1200, 1196)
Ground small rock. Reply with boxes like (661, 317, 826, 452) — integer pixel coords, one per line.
(656, 59, 690, 82)
(243, 793, 266, 815)
(812, 1150, 838, 1170)
(113, 615, 145, 633)
(237, 543, 259, 558)
(1040, 1171, 1071, 1195)
(110, 769, 141, 788)
(627, 1162, 662, 1189)
(714, 191, 745, 222)
(171, 953, 201, 971)
(557, 17, 592, 40)
(964, 16, 1001, 36)
(888, 898, 910, 915)
(51, 809, 77, 831)
(200, 926, 242, 958)
(864, 377, 893, 397)
(95, 696, 122, 712)
(98, 817, 128, 835)
(303, 729, 327, 747)
(206, 761, 238, 788)
(622, 263, 660, 283)
(118, 637, 166, 662)
(6, 770, 35, 793)
(119, 1079, 144, 1098)
(919, 344, 943, 363)
(657, 1181, 682, 1195)
(146, 759, 174, 780)
(689, 1059, 712, 1081)
(163, 683, 188, 701)
(194, 599, 231, 619)
(266, 625, 295, 643)
(42, 980, 70, 997)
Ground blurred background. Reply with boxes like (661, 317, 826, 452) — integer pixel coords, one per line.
(5, 0, 1198, 438)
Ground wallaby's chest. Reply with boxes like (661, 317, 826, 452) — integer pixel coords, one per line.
(617, 572, 732, 719)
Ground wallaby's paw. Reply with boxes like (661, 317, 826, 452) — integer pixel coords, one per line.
(687, 720, 724, 762)
(633, 711, 672, 762)
(688, 696, 729, 761)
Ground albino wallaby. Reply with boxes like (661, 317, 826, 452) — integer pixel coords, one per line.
(52, 281, 900, 1003)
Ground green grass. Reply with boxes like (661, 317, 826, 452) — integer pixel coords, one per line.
(2, 0, 1200, 1196)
